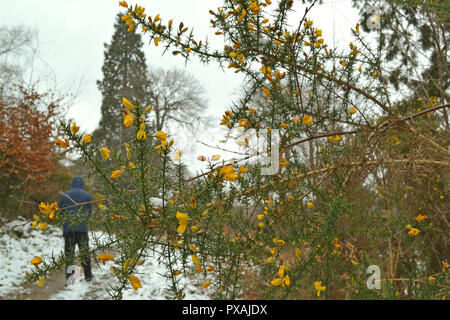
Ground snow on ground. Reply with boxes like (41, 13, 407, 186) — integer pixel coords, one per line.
(0, 216, 213, 300)
(0, 216, 65, 298)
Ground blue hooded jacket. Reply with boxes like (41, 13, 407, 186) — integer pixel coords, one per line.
(58, 176, 92, 234)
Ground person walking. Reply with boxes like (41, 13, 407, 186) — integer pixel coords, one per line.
(58, 176, 93, 283)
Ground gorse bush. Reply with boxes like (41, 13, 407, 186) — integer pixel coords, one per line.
(26, 0, 449, 299)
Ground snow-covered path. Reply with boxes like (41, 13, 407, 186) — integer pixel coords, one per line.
(0, 216, 212, 300)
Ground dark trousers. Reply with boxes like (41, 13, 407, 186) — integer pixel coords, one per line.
(64, 232, 92, 279)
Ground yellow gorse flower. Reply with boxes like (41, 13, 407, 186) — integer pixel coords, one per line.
(191, 255, 200, 264)
(154, 131, 168, 142)
(272, 236, 286, 246)
(39, 202, 51, 214)
(100, 147, 111, 160)
(261, 86, 270, 97)
(302, 115, 313, 125)
(172, 270, 182, 276)
(124, 114, 134, 127)
(237, 9, 246, 22)
(144, 105, 153, 113)
(137, 122, 146, 140)
(110, 169, 123, 179)
(56, 138, 70, 148)
(278, 265, 285, 278)
(220, 165, 238, 182)
(249, 2, 260, 14)
(271, 278, 282, 286)
(154, 37, 162, 46)
(129, 275, 142, 291)
(121, 13, 135, 32)
(283, 275, 290, 286)
(123, 258, 131, 272)
(124, 142, 132, 159)
(174, 149, 182, 161)
(38, 202, 57, 216)
(238, 165, 248, 175)
(415, 214, 427, 222)
(176, 211, 189, 235)
(279, 157, 288, 167)
(190, 196, 196, 208)
(122, 97, 134, 111)
(271, 265, 290, 288)
(30, 256, 43, 268)
(37, 277, 46, 287)
(71, 122, 79, 134)
(314, 281, 326, 296)
(82, 134, 92, 144)
(304, 20, 313, 28)
(98, 253, 114, 265)
(408, 227, 420, 237)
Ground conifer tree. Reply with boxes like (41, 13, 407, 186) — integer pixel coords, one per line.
(95, 13, 150, 148)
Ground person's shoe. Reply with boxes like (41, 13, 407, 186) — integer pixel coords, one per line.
(85, 275, 93, 282)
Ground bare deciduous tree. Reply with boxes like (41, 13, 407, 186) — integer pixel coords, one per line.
(147, 68, 209, 132)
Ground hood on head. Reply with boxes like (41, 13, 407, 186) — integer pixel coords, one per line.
(71, 176, 85, 189)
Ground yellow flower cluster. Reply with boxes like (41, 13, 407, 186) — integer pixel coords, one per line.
(304, 20, 313, 28)
(220, 165, 239, 182)
(220, 110, 233, 127)
(248, 1, 261, 15)
(408, 227, 420, 237)
(415, 214, 427, 222)
(119, 1, 147, 32)
(121, 14, 136, 32)
(279, 157, 288, 167)
(302, 114, 313, 125)
(272, 236, 286, 246)
(328, 135, 342, 142)
(154, 131, 173, 153)
(34, 202, 57, 230)
(271, 264, 291, 287)
(238, 118, 250, 129)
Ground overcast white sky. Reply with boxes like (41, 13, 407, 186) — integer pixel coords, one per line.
(1, 0, 360, 174)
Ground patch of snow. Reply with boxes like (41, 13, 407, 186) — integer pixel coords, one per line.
(0, 216, 64, 298)
(0, 217, 212, 300)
